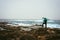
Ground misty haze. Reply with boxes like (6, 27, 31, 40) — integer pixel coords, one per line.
(0, 0, 60, 40)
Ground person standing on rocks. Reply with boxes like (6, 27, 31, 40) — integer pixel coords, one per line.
(42, 17, 48, 28)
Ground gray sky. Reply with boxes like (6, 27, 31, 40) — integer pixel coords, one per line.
(0, 0, 60, 20)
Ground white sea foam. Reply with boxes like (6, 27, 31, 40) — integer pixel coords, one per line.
(6, 23, 60, 28)
(47, 24, 60, 28)
(6, 19, 60, 28)
(15, 23, 32, 26)
(7, 23, 32, 26)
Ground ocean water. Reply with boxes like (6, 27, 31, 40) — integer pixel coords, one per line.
(0, 19, 60, 28)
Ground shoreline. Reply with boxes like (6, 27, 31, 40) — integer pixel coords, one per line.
(0, 22, 60, 40)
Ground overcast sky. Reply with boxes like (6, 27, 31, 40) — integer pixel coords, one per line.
(0, 0, 60, 20)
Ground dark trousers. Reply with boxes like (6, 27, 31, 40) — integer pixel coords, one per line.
(42, 23, 47, 28)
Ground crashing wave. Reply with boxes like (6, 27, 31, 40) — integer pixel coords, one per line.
(47, 24, 60, 28)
